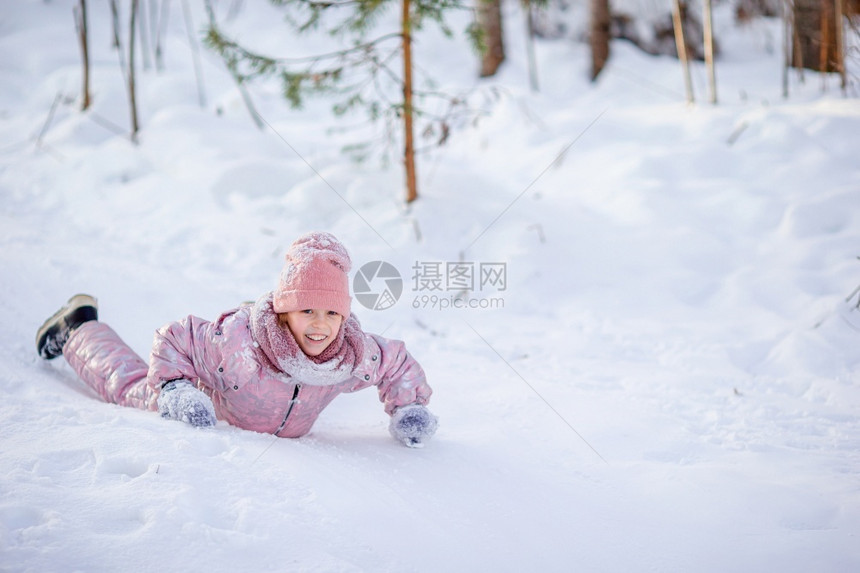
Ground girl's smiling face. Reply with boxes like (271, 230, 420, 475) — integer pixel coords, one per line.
(279, 309, 343, 357)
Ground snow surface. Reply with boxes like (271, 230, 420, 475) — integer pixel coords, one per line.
(2, 0, 860, 571)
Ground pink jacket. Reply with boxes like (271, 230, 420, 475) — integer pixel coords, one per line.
(146, 294, 431, 437)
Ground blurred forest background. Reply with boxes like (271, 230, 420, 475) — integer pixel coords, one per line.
(72, 0, 859, 202)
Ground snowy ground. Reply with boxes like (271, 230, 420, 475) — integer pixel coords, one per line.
(2, 0, 860, 571)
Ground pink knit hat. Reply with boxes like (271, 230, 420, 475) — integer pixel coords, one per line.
(273, 232, 352, 317)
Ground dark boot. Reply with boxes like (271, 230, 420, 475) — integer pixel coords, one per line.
(36, 294, 99, 360)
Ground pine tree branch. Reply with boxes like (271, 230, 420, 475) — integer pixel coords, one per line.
(207, 27, 402, 68)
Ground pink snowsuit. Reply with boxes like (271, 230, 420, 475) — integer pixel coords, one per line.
(63, 294, 432, 437)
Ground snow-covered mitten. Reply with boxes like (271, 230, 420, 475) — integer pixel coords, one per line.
(157, 380, 217, 428)
(389, 404, 438, 448)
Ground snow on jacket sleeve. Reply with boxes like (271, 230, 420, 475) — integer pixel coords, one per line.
(354, 333, 432, 416)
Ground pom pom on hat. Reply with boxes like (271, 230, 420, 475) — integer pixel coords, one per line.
(273, 232, 352, 317)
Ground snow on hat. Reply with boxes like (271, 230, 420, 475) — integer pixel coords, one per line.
(273, 231, 352, 317)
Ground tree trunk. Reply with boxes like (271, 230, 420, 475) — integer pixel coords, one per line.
(793, 0, 840, 72)
(402, 0, 418, 203)
(835, 0, 846, 89)
(672, 0, 695, 103)
(110, 0, 125, 70)
(782, 0, 791, 97)
(478, 0, 505, 77)
(703, 0, 717, 103)
(182, 0, 207, 107)
(590, 0, 611, 81)
(525, 0, 539, 91)
(138, 0, 152, 70)
(153, 0, 167, 72)
(129, 0, 140, 142)
(75, 0, 91, 110)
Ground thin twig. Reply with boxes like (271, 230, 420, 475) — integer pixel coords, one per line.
(88, 112, 131, 136)
(36, 92, 64, 150)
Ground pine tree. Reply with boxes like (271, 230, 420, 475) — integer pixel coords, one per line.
(205, 0, 480, 203)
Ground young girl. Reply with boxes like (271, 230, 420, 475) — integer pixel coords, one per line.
(35, 232, 438, 448)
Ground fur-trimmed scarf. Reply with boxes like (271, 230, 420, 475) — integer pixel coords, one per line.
(249, 293, 365, 386)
